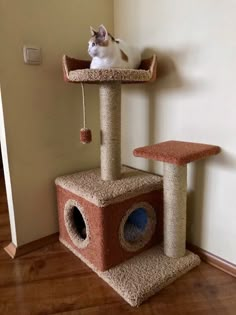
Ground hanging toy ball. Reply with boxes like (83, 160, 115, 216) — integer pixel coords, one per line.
(80, 128, 92, 144)
(80, 83, 92, 144)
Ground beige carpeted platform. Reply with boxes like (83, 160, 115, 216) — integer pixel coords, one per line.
(61, 238, 200, 307)
(55, 166, 163, 207)
(62, 55, 157, 84)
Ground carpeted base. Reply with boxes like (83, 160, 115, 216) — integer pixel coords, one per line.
(60, 238, 200, 307)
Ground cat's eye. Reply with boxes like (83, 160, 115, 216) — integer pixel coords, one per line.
(92, 42, 96, 47)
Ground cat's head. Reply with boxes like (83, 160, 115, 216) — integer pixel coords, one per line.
(88, 25, 116, 58)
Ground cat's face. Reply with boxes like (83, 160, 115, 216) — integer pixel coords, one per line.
(88, 25, 111, 58)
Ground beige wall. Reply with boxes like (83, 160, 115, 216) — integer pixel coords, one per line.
(0, 0, 113, 245)
(114, 0, 236, 264)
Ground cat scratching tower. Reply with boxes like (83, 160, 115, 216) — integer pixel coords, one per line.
(55, 55, 220, 306)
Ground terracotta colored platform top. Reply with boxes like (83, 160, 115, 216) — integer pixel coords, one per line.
(62, 55, 157, 84)
(133, 141, 221, 166)
(55, 166, 162, 207)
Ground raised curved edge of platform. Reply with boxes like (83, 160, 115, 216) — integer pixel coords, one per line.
(62, 54, 157, 84)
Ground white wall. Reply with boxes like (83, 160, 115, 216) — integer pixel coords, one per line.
(114, 0, 236, 264)
(0, 0, 113, 246)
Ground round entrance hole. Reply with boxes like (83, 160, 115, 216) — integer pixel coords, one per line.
(124, 208, 148, 242)
(64, 199, 89, 249)
(119, 202, 157, 252)
(72, 206, 87, 240)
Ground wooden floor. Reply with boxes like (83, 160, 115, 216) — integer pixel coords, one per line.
(0, 171, 236, 315)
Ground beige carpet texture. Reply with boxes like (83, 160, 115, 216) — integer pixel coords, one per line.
(55, 166, 163, 207)
(61, 238, 200, 307)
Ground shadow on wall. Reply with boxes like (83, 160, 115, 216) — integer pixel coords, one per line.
(211, 149, 236, 169)
(187, 161, 206, 246)
(129, 48, 221, 244)
(124, 47, 196, 173)
(143, 48, 184, 90)
(140, 47, 195, 173)
(186, 149, 229, 247)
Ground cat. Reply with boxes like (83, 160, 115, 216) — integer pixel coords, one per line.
(88, 25, 141, 69)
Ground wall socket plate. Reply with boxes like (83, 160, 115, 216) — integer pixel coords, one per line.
(23, 46, 41, 65)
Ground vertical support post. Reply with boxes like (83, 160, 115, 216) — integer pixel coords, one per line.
(163, 163, 187, 257)
(99, 82, 121, 181)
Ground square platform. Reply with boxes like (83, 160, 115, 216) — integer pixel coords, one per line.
(134, 140, 220, 165)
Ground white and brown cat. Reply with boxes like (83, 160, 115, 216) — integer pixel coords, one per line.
(88, 25, 141, 69)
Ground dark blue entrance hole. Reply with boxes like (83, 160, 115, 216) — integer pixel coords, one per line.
(124, 208, 148, 242)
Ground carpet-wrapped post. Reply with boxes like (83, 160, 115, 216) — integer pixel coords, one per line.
(99, 82, 121, 181)
(163, 163, 187, 258)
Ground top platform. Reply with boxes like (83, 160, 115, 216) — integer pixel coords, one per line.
(133, 140, 221, 166)
(62, 55, 157, 84)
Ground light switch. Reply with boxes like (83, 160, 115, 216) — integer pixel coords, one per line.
(23, 46, 41, 65)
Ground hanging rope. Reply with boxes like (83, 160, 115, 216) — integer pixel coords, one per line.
(81, 83, 86, 129)
(80, 83, 92, 144)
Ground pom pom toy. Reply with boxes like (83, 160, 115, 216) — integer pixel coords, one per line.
(80, 128, 92, 144)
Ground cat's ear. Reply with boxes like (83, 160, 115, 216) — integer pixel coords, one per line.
(98, 24, 108, 41)
(90, 26, 97, 36)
